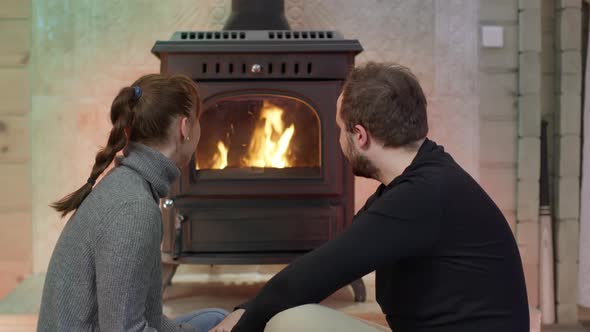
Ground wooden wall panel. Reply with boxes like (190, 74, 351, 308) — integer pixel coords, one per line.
(0, 20, 30, 66)
(0, 69, 29, 115)
(0, 0, 30, 18)
(0, 115, 29, 162)
(0, 163, 30, 212)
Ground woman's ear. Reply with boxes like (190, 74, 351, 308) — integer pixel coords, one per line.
(179, 116, 190, 141)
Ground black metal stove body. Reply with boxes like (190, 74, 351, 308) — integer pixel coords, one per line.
(152, 1, 364, 301)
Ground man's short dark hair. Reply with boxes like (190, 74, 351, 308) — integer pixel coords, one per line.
(341, 62, 428, 147)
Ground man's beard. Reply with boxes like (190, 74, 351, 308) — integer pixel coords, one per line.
(345, 135, 379, 179)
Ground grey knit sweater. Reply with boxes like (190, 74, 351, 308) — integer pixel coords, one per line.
(38, 143, 196, 332)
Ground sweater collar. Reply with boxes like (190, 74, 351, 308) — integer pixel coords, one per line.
(384, 138, 440, 189)
(119, 142, 180, 199)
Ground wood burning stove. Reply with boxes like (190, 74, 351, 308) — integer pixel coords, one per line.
(152, 0, 365, 301)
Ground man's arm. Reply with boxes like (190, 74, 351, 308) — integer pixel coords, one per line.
(210, 309, 245, 332)
(231, 181, 441, 332)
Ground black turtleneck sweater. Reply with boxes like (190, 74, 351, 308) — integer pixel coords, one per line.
(232, 138, 529, 332)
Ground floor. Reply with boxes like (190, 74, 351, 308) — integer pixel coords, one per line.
(162, 279, 388, 326)
(0, 274, 589, 332)
(0, 274, 388, 331)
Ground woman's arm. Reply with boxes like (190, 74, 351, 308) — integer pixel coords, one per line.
(94, 201, 162, 332)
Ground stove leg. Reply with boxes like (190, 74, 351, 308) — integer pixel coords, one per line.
(350, 278, 366, 302)
(162, 262, 179, 291)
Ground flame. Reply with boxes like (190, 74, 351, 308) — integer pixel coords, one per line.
(244, 102, 295, 168)
(206, 101, 295, 169)
(211, 141, 228, 169)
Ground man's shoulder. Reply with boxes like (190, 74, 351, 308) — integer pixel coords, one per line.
(366, 179, 442, 220)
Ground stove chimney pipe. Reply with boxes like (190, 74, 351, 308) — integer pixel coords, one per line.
(223, 0, 291, 30)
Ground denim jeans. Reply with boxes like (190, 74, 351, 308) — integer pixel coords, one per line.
(174, 308, 229, 332)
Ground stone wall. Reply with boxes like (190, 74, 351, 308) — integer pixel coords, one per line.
(553, 0, 583, 323)
(478, 1, 585, 322)
(518, 0, 543, 311)
(30, 0, 227, 273)
(29, 0, 480, 278)
(511, 0, 585, 323)
(477, 0, 544, 306)
(15, 0, 586, 323)
(478, 0, 519, 233)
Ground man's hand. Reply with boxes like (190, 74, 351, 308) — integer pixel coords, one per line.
(208, 309, 245, 332)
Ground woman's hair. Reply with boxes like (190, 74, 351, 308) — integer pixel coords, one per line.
(52, 74, 201, 217)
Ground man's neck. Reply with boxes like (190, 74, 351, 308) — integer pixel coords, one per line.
(372, 139, 425, 185)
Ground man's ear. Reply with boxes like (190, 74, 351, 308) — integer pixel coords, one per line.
(353, 124, 370, 150)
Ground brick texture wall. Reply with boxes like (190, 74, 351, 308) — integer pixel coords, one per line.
(553, 0, 583, 323)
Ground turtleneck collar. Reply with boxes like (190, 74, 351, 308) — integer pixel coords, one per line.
(118, 142, 180, 199)
(382, 138, 441, 190)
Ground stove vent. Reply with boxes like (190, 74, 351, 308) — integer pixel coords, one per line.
(175, 31, 340, 41)
(268, 31, 335, 40)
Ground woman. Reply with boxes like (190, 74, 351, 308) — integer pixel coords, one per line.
(38, 74, 228, 331)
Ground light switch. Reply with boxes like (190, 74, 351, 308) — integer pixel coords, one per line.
(481, 26, 504, 48)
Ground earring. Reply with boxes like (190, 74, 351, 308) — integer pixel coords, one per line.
(185, 136, 190, 141)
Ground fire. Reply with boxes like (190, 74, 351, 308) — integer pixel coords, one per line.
(204, 101, 295, 170)
(212, 141, 228, 169)
(244, 102, 295, 168)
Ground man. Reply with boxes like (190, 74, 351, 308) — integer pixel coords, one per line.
(211, 62, 530, 332)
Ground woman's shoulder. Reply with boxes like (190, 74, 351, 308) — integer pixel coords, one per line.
(94, 166, 157, 203)
(74, 166, 161, 230)
(92, 198, 162, 244)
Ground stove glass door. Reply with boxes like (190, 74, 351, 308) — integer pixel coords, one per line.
(195, 94, 321, 179)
